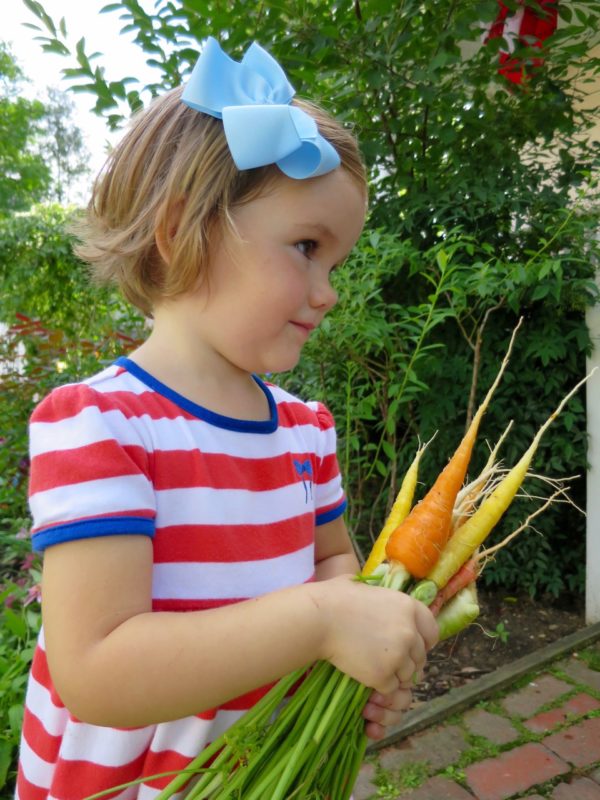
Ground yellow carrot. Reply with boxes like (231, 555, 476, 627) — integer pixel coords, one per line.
(426, 371, 593, 590)
(361, 438, 431, 577)
(452, 420, 514, 530)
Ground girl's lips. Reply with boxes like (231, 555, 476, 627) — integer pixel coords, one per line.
(290, 321, 316, 334)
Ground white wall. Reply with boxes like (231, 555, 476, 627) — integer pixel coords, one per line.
(577, 47, 600, 624)
(586, 290, 600, 623)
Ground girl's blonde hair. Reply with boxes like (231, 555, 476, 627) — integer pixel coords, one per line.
(75, 86, 367, 317)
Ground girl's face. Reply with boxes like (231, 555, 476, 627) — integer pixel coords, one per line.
(161, 168, 366, 378)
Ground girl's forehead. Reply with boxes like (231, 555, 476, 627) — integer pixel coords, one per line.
(254, 170, 367, 219)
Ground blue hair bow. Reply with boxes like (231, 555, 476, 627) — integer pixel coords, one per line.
(181, 37, 340, 179)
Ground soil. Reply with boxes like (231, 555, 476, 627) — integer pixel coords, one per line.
(414, 588, 586, 703)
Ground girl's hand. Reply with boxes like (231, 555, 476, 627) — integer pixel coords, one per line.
(312, 575, 438, 696)
(362, 681, 416, 740)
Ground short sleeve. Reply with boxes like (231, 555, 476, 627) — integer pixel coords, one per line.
(309, 402, 347, 525)
(28, 383, 156, 552)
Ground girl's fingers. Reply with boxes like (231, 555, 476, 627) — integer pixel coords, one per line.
(397, 642, 424, 684)
(362, 686, 413, 739)
(395, 661, 417, 685)
(416, 602, 440, 650)
(366, 688, 412, 715)
(364, 720, 387, 741)
(411, 634, 428, 666)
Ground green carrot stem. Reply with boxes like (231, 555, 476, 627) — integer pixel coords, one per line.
(179, 742, 243, 800)
(155, 665, 309, 799)
(283, 675, 367, 799)
(208, 664, 336, 800)
(342, 732, 369, 800)
(313, 683, 368, 792)
(82, 768, 219, 800)
(312, 671, 352, 743)
(185, 769, 224, 800)
(253, 670, 340, 800)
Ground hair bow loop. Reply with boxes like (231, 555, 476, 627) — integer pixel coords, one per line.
(181, 37, 340, 179)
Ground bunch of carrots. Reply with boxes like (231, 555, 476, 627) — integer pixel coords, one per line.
(89, 322, 592, 800)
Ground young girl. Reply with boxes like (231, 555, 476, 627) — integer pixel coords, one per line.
(16, 38, 438, 800)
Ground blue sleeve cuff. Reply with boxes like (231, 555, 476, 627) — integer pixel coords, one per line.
(31, 516, 155, 552)
(315, 498, 347, 526)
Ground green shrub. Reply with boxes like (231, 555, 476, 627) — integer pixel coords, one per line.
(0, 205, 146, 790)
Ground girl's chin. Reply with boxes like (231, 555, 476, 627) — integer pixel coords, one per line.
(260, 355, 302, 376)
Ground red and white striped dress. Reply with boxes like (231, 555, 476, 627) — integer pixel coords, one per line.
(16, 357, 346, 800)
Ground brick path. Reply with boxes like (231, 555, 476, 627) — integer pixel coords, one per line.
(354, 640, 600, 800)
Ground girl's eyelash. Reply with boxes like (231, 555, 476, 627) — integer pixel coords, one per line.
(296, 239, 318, 258)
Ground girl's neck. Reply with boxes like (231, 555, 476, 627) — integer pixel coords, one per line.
(128, 327, 271, 423)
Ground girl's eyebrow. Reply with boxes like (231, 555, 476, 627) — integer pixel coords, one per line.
(295, 222, 336, 242)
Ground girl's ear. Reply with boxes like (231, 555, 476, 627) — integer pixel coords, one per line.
(155, 198, 186, 266)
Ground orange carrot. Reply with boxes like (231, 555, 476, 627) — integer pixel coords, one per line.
(385, 420, 480, 576)
(385, 319, 521, 578)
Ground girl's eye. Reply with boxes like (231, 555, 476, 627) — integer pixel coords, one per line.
(295, 239, 318, 258)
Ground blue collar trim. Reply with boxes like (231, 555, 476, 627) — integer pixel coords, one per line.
(114, 357, 278, 434)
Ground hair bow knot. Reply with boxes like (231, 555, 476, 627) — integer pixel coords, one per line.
(181, 37, 340, 179)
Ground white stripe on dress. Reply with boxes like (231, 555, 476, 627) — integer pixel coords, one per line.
(148, 716, 214, 757)
(59, 720, 155, 766)
(151, 543, 314, 600)
(18, 736, 54, 790)
(24, 674, 70, 738)
(30, 474, 155, 527)
(155, 484, 309, 526)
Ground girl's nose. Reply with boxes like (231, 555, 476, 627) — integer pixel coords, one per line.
(309, 269, 338, 311)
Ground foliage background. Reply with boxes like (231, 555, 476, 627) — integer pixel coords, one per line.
(1, 0, 599, 792)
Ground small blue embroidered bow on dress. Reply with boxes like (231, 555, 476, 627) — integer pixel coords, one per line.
(293, 459, 313, 503)
(181, 37, 340, 179)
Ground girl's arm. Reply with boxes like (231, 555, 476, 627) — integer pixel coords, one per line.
(42, 529, 437, 729)
(314, 515, 360, 580)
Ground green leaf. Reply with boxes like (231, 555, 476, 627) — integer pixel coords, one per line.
(0, 741, 12, 789)
(531, 283, 550, 301)
(3, 608, 27, 640)
(8, 704, 24, 736)
(41, 39, 70, 56)
(436, 249, 449, 272)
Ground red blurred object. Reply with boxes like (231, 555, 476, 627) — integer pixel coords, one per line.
(487, 0, 558, 84)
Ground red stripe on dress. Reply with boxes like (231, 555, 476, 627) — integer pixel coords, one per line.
(16, 769, 50, 800)
(31, 443, 334, 494)
(142, 744, 226, 791)
(316, 452, 342, 483)
(277, 400, 329, 428)
(50, 749, 148, 800)
(30, 441, 149, 492)
(30, 646, 66, 710)
(31, 385, 199, 424)
(22, 706, 62, 764)
(153, 515, 314, 563)
(152, 597, 245, 611)
(141, 749, 199, 791)
(151, 450, 316, 491)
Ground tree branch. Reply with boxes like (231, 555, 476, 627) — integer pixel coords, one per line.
(465, 300, 505, 429)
